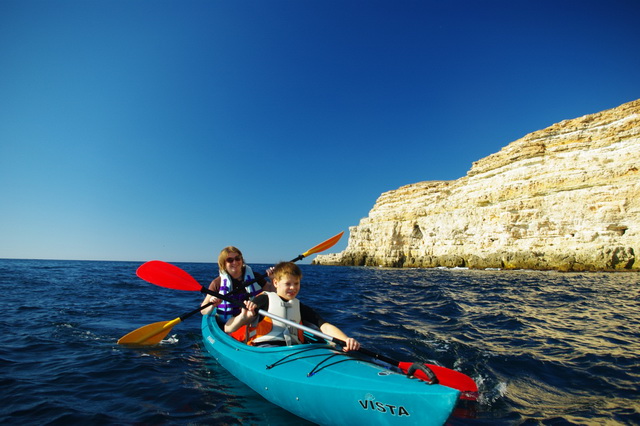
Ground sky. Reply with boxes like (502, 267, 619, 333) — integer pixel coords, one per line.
(1, 0, 639, 264)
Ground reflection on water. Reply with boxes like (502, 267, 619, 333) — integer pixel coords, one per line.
(302, 266, 640, 424)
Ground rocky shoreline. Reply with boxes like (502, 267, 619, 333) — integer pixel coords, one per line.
(314, 99, 640, 272)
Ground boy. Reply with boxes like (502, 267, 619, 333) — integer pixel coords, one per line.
(224, 262, 360, 352)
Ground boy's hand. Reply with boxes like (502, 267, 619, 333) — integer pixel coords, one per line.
(342, 337, 361, 352)
(241, 300, 257, 319)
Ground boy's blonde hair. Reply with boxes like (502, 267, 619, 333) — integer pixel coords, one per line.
(272, 262, 302, 281)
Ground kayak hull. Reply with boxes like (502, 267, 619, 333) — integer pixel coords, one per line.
(201, 314, 460, 425)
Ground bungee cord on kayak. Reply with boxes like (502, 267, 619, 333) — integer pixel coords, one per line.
(264, 345, 363, 377)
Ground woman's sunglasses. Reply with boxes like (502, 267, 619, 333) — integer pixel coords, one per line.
(226, 256, 242, 263)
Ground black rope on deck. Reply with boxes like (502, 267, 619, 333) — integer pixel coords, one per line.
(265, 345, 368, 378)
(265, 346, 341, 370)
(307, 353, 361, 377)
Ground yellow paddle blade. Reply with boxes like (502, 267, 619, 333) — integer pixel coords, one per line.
(301, 231, 344, 258)
(117, 319, 180, 345)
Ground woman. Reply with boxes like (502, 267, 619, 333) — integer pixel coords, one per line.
(201, 246, 274, 322)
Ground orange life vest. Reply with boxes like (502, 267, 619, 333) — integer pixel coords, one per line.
(229, 292, 305, 345)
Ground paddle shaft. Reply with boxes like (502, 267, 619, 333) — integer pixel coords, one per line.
(179, 301, 215, 321)
(243, 254, 316, 286)
(244, 231, 344, 285)
(121, 233, 344, 346)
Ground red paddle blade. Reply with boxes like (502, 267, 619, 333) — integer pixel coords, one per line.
(398, 362, 479, 401)
(136, 260, 202, 291)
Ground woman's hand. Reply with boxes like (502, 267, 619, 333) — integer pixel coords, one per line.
(201, 295, 220, 315)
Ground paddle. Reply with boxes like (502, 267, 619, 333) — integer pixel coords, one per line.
(117, 232, 344, 345)
(117, 302, 214, 345)
(290, 231, 344, 262)
(136, 260, 479, 400)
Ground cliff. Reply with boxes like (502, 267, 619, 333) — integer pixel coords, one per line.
(314, 99, 640, 271)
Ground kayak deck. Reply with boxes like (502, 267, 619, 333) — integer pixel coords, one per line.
(201, 314, 460, 425)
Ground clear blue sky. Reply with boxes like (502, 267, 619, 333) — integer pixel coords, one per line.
(1, 0, 639, 263)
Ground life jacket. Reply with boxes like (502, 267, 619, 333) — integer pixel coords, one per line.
(216, 265, 262, 323)
(243, 292, 305, 346)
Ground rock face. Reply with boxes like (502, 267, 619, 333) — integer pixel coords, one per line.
(314, 99, 640, 271)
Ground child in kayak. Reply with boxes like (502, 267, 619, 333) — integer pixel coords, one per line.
(224, 261, 361, 352)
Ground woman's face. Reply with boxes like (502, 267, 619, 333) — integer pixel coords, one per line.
(225, 252, 243, 277)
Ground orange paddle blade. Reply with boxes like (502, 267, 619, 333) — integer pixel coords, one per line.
(301, 231, 344, 257)
(117, 319, 179, 345)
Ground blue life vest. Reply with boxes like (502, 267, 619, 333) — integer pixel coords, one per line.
(216, 265, 262, 322)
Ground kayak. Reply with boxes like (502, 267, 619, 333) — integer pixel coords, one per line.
(201, 313, 461, 425)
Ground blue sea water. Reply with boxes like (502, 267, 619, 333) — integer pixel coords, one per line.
(1, 259, 639, 425)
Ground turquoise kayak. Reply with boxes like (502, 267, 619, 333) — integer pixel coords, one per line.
(201, 313, 460, 425)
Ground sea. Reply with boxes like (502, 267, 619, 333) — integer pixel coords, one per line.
(1, 258, 639, 425)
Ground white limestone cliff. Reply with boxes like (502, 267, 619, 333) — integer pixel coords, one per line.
(314, 99, 640, 271)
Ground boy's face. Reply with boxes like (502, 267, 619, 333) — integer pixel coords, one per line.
(273, 274, 300, 301)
